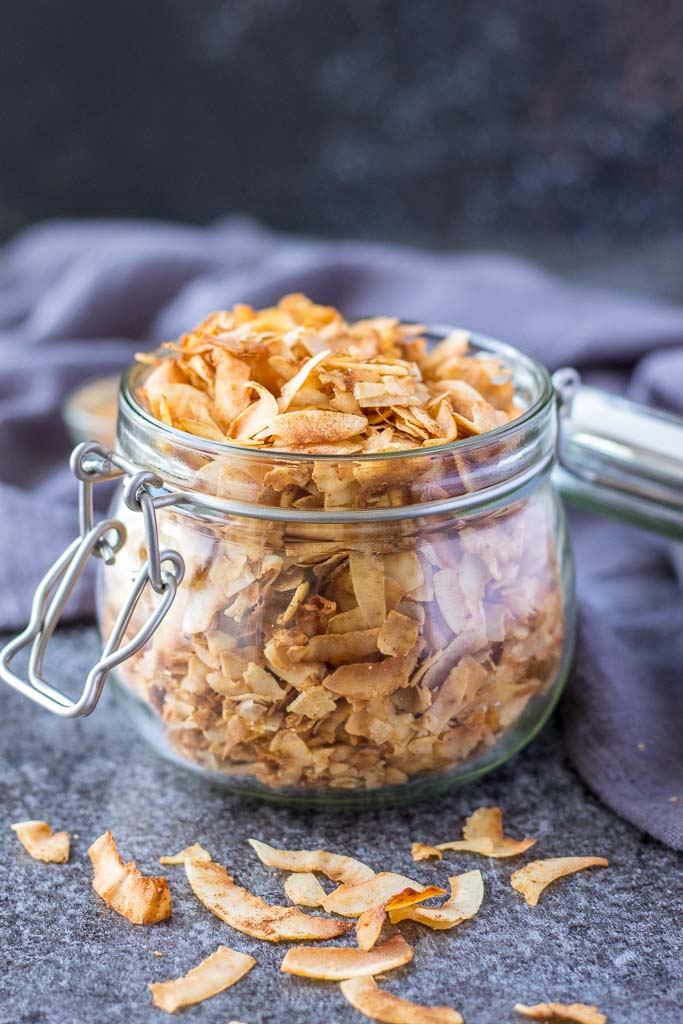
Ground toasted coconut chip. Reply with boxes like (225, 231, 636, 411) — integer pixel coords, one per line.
(377, 610, 420, 657)
(350, 551, 387, 628)
(385, 885, 446, 911)
(461, 806, 536, 857)
(291, 628, 379, 665)
(432, 838, 496, 856)
(323, 873, 426, 917)
(186, 858, 351, 941)
(356, 886, 445, 951)
(356, 903, 387, 951)
(514, 1002, 606, 1024)
(288, 686, 338, 721)
(328, 606, 368, 633)
(427, 806, 536, 860)
(230, 382, 279, 440)
(149, 945, 255, 1014)
(323, 645, 420, 701)
(389, 871, 483, 930)
(248, 838, 375, 885)
(341, 976, 463, 1024)
(278, 350, 331, 411)
(11, 820, 70, 863)
(284, 872, 327, 908)
(88, 831, 171, 925)
(159, 843, 212, 865)
(421, 330, 470, 373)
(267, 410, 368, 445)
(510, 857, 608, 907)
(280, 934, 414, 980)
(277, 580, 310, 625)
(411, 842, 442, 863)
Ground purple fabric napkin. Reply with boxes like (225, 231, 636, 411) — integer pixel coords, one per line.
(1, 217, 681, 849)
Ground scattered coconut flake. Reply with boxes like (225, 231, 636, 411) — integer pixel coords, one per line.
(11, 820, 70, 863)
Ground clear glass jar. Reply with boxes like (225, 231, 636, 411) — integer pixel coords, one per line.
(98, 329, 574, 806)
(5, 324, 682, 806)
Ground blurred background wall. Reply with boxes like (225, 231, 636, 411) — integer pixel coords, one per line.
(2, 0, 682, 249)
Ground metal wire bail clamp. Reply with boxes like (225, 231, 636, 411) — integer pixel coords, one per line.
(0, 441, 185, 718)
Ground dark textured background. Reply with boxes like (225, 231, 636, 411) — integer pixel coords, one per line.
(2, 0, 683, 245)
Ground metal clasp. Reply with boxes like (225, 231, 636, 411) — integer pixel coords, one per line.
(0, 442, 185, 718)
(552, 367, 683, 539)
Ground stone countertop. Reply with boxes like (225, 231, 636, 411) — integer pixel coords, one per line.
(0, 625, 680, 1024)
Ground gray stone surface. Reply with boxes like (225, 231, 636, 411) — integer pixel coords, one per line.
(0, 625, 680, 1024)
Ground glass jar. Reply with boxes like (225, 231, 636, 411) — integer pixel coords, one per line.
(101, 329, 571, 805)
(3, 326, 682, 807)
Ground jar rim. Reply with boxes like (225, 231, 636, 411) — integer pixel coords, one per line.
(120, 324, 555, 464)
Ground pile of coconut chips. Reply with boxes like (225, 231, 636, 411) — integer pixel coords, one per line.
(137, 293, 518, 456)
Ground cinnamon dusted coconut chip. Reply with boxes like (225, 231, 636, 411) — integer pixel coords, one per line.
(150, 945, 255, 1014)
(355, 886, 446, 950)
(514, 1002, 607, 1024)
(322, 872, 427, 917)
(388, 871, 484, 930)
(159, 843, 211, 865)
(248, 838, 375, 885)
(411, 842, 443, 862)
(510, 857, 609, 907)
(280, 934, 414, 980)
(88, 831, 172, 924)
(412, 806, 536, 861)
(11, 820, 70, 863)
(355, 902, 388, 952)
(341, 976, 464, 1024)
(185, 858, 352, 941)
(284, 872, 327, 908)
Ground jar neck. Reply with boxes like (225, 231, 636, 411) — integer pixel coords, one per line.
(117, 410, 555, 527)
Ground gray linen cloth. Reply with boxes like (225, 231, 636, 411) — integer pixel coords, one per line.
(0, 217, 681, 849)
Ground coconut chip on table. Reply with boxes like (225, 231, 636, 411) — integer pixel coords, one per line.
(280, 934, 414, 981)
(388, 870, 484, 931)
(248, 837, 375, 884)
(341, 976, 464, 1024)
(355, 886, 446, 950)
(284, 872, 327, 908)
(515, 1002, 607, 1024)
(412, 805, 537, 861)
(149, 945, 255, 1014)
(322, 871, 430, 918)
(510, 857, 609, 907)
(11, 820, 70, 863)
(107, 294, 565, 794)
(185, 857, 352, 942)
(159, 842, 211, 865)
(88, 831, 172, 925)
